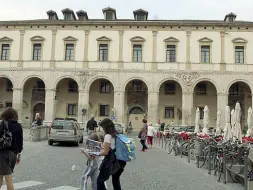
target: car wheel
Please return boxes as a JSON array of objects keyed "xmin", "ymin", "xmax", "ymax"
[
  {"xmin": 75, "ymin": 140, "xmax": 80, "ymax": 146},
  {"xmin": 80, "ymin": 136, "xmax": 83, "ymax": 144},
  {"xmin": 48, "ymin": 140, "xmax": 53, "ymax": 146}
]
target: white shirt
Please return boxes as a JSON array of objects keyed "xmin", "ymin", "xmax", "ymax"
[
  {"xmin": 104, "ymin": 134, "xmax": 116, "ymax": 149},
  {"xmin": 147, "ymin": 125, "xmax": 155, "ymax": 137}
]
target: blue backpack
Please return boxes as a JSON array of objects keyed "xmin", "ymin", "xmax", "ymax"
[{"xmin": 115, "ymin": 134, "xmax": 136, "ymax": 162}]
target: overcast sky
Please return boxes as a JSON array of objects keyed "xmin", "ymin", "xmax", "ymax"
[{"xmin": 0, "ymin": 0, "xmax": 252, "ymax": 21}]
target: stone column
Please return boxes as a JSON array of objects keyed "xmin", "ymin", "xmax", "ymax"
[
  {"xmin": 152, "ymin": 31, "xmax": 158, "ymax": 70},
  {"xmin": 44, "ymin": 89, "xmax": 56, "ymax": 125},
  {"xmin": 50, "ymin": 29, "xmax": 57, "ymax": 68},
  {"xmin": 148, "ymin": 92, "xmax": 159, "ymax": 123},
  {"xmin": 17, "ymin": 30, "xmax": 25, "ymax": 67},
  {"xmin": 83, "ymin": 30, "xmax": 90, "ymax": 68},
  {"xmin": 182, "ymin": 91, "xmax": 193, "ymax": 126},
  {"xmin": 217, "ymin": 93, "xmax": 228, "ymax": 128},
  {"xmin": 12, "ymin": 88, "xmax": 23, "ymax": 123},
  {"xmin": 118, "ymin": 30, "xmax": 124, "ymax": 68},
  {"xmin": 186, "ymin": 30, "xmax": 191, "ymax": 70},
  {"xmin": 78, "ymin": 90, "xmax": 89, "ymax": 125},
  {"xmin": 113, "ymin": 91, "xmax": 125, "ymax": 124},
  {"xmin": 220, "ymin": 31, "xmax": 226, "ymax": 71}
]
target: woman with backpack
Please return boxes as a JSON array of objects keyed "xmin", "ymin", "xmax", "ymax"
[
  {"xmin": 97, "ymin": 118, "xmax": 126, "ymax": 190},
  {"xmin": 138, "ymin": 119, "xmax": 148, "ymax": 151},
  {"xmin": 0, "ymin": 108, "xmax": 23, "ymax": 190}
]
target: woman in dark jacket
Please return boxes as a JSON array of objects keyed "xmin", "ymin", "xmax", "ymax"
[{"xmin": 0, "ymin": 108, "xmax": 23, "ymax": 190}]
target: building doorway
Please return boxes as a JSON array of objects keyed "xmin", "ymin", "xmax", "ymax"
[
  {"xmin": 128, "ymin": 107, "xmax": 144, "ymax": 130},
  {"xmin": 33, "ymin": 103, "xmax": 45, "ymax": 123}
]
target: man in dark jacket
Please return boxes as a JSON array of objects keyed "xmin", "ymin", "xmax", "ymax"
[{"xmin": 86, "ymin": 115, "xmax": 98, "ymax": 137}]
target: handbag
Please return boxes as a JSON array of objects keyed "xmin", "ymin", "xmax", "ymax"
[{"xmin": 0, "ymin": 120, "xmax": 12, "ymax": 150}]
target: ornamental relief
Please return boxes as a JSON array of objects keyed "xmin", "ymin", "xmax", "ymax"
[
  {"xmin": 176, "ymin": 72, "xmax": 200, "ymax": 91},
  {"xmin": 74, "ymin": 70, "xmax": 97, "ymax": 89}
]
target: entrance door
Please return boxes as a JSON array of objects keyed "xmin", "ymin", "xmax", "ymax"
[
  {"xmin": 33, "ymin": 103, "xmax": 45, "ymax": 121},
  {"xmin": 128, "ymin": 107, "xmax": 144, "ymax": 130}
]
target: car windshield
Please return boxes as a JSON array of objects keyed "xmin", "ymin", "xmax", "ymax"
[{"xmin": 52, "ymin": 120, "xmax": 74, "ymax": 130}]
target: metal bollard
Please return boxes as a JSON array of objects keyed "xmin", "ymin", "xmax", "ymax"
[
  {"xmin": 188, "ymin": 143, "xmax": 191, "ymax": 163},
  {"xmin": 244, "ymin": 150, "xmax": 248, "ymax": 190},
  {"xmin": 196, "ymin": 155, "xmax": 200, "ymax": 168},
  {"xmin": 162, "ymin": 134, "xmax": 164, "ymax": 148},
  {"xmin": 159, "ymin": 133, "xmax": 161, "ymax": 146},
  {"xmin": 208, "ymin": 145, "xmax": 211, "ymax": 175},
  {"xmin": 223, "ymin": 148, "xmax": 227, "ymax": 184}
]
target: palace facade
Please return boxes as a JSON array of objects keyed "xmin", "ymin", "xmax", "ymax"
[{"xmin": 0, "ymin": 8, "xmax": 252, "ymax": 129}]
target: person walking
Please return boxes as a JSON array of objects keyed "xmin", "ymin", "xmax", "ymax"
[
  {"xmin": 31, "ymin": 113, "xmax": 42, "ymax": 127},
  {"xmin": 147, "ymin": 122, "xmax": 155, "ymax": 148},
  {"xmin": 97, "ymin": 118, "xmax": 126, "ymax": 190},
  {"xmin": 86, "ymin": 115, "xmax": 98, "ymax": 137},
  {"xmin": 127, "ymin": 122, "xmax": 133, "ymax": 135},
  {"xmin": 0, "ymin": 108, "xmax": 23, "ymax": 190},
  {"xmin": 138, "ymin": 119, "xmax": 148, "ymax": 151}
]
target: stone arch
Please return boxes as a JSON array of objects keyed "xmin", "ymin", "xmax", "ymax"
[
  {"xmin": 20, "ymin": 75, "xmax": 46, "ymax": 89},
  {"xmin": 54, "ymin": 75, "xmax": 80, "ymax": 89},
  {"xmin": 123, "ymin": 77, "xmax": 150, "ymax": 91},
  {"xmin": 86, "ymin": 76, "xmax": 115, "ymax": 91},
  {"xmin": 226, "ymin": 79, "xmax": 252, "ymax": 94},
  {"xmin": 157, "ymin": 78, "xmax": 183, "ymax": 92},
  {"xmin": 127, "ymin": 104, "xmax": 146, "ymax": 115},
  {"xmin": 0, "ymin": 75, "xmax": 14, "ymax": 86},
  {"xmin": 192, "ymin": 78, "xmax": 219, "ymax": 93}
]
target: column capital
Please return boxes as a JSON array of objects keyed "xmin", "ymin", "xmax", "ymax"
[
  {"xmin": 20, "ymin": 30, "xmax": 25, "ymax": 35},
  {"xmin": 52, "ymin": 29, "xmax": 57, "ymax": 35},
  {"xmin": 118, "ymin": 30, "xmax": 124, "ymax": 35},
  {"xmin": 114, "ymin": 90, "xmax": 125, "ymax": 93},
  {"xmin": 152, "ymin": 30, "xmax": 158, "ymax": 36},
  {"xmin": 186, "ymin": 30, "xmax": 191, "ymax": 36},
  {"xmin": 148, "ymin": 91, "xmax": 159, "ymax": 95},
  {"xmin": 12, "ymin": 88, "xmax": 23, "ymax": 91},
  {"xmin": 182, "ymin": 91, "xmax": 193, "ymax": 95},
  {"xmin": 45, "ymin": 88, "xmax": 56, "ymax": 92},
  {"xmin": 78, "ymin": 89, "xmax": 89, "ymax": 93},
  {"xmin": 85, "ymin": 30, "xmax": 90, "ymax": 35},
  {"xmin": 217, "ymin": 92, "xmax": 229, "ymax": 96}
]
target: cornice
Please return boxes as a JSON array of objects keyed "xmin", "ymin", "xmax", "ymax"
[{"xmin": 2, "ymin": 67, "xmax": 253, "ymax": 76}]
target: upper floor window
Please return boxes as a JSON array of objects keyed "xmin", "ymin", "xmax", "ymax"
[
  {"xmin": 1, "ymin": 44, "xmax": 10, "ymax": 60},
  {"xmin": 100, "ymin": 105, "xmax": 109, "ymax": 116},
  {"xmin": 99, "ymin": 44, "xmax": 108, "ymax": 61},
  {"xmin": 166, "ymin": 45, "xmax": 176, "ymax": 62},
  {"xmin": 68, "ymin": 80, "xmax": 78, "ymax": 93},
  {"xmin": 133, "ymin": 44, "xmax": 142, "ymax": 62},
  {"xmin": 235, "ymin": 46, "xmax": 244, "ymax": 64},
  {"xmin": 136, "ymin": 14, "xmax": 145, "ymax": 21},
  {"xmin": 196, "ymin": 83, "xmax": 207, "ymax": 95},
  {"xmin": 6, "ymin": 79, "xmax": 13, "ymax": 92},
  {"xmin": 65, "ymin": 44, "xmax": 74, "ymax": 61},
  {"xmin": 100, "ymin": 81, "xmax": 111, "ymax": 93},
  {"xmin": 164, "ymin": 83, "xmax": 176, "ymax": 95},
  {"xmin": 64, "ymin": 14, "xmax": 72, "ymax": 20},
  {"xmin": 106, "ymin": 12, "xmax": 113, "ymax": 20},
  {"xmin": 132, "ymin": 81, "xmax": 142, "ymax": 93},
  {"xmin": 33, "ymin": 44, "xmax": 42, "ymax": 60},
  {"xmin": 67, "ymin": 104, "xmax": 77, "ymax": 116},
  {"xmin": 201, "ymin": 45, "xmax": 210, "ymax": 63}
]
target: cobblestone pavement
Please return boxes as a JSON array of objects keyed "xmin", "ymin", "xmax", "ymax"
[{"xmin": 4, "ymin": 135, "xmax": 243, "ymax": 190}]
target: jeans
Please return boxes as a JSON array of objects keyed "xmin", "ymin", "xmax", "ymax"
[
  {"xmin": 97, "ymin": 160, "xmax": 126, "ymax": 190},
  {"xmin": 140, "ymin": 139, "xmax": 148, "ymax": 151},
  {"xmin": 88, "ymin": 130, "xmax": 94, "ymax": 137},
  {"xmin": 81, "ymin": 165, "xmax": 99, "ymax": 190}
]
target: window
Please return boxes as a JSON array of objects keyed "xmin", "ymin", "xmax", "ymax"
[
  {"xmin": 100, "ymin": 105, "xmax": 109, "ymax": 116},
  {"xmin": 36, "ymin": 80, "xmax": 45, "ymax": 92},
  {"xmin": 33, "ymin": 44, "xmax": 41, "ymax": 60},
  {"xmin": 132, "ymin": 81, "xmax": 142, "ymax": 93},
  {"xmin": 136, "ymin": 14, "xmax": 145, "ymax": 21},
  {"xmin": 65, "ymin": 44, "xmax": 74, "ymax": 60},
  {"xmin": 1, "ymin": 44, "xmax": 10, "ymax": 60},
  {"xmin": 67, "ymin": 104, "xmax": 77, "ymax": 116},
  {"xmin": 199, "ymin": 107, "xmax": 204, "ymax": 119},
  {"xmin": 6, "ymin": 79, "xmax": 12, "ymax": 92},
  {"xmin": 99, "ymin": 44, "xmax": 108, "ymax": 61},
  {"xmin": 164, "ymin": 83, "xmax": 176, "ymax": 95},
  {"xmin": 196, "ymin": 83, "xmax": 207, "ymax": 95},
  {"xmin": 229, "ymin": 84, "xmax": 239, "ymax": 96},
  {"xmin": 106, "ymin": 12, "xmax": 113, "ymax": 20},
  {"xmin": 64, "ymin": 14, "xmax": 72, "ymax": 20},
  {"xmin": 165, "ymin": 107, "xmax": 174, "ymax": 119},
  {"xmin": 235, "ymin": 46, "xmax": 244, "ymax": 64},
  {"xmin": 133, "ymin": 44, "xmax": 142, "ymax": 62},
  {"xmin": 201, "ymin": 45, "xmax": 210, "ymax": 63},
  {"xmin": 5, "ymin": 102, "xmax": 12, "ymax": 108},
  {"xmin": 166, "ymin": 45, "xmax": 176, "ymax": 62},
  {"xmin": 100, "ymin": 81, "xmax": 111, "ymax": 93},
  {"xmin": 68, "ymin": 80, "xmax": 78, "ymax": 92}
]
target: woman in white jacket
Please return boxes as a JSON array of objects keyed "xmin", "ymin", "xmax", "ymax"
[{"xmin": 147, "ymin": 122, "xmax": 155, "ymax": 148}]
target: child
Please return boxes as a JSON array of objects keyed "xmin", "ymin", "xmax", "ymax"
[{"xmin": 80, "ymin": 133, "xmax": 107, "ymax": 190}]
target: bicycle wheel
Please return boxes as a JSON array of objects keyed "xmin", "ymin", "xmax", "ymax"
[
  {"xmin": 173, "ymin": 140, "xmax": 179, "ymax": 156},
  {"xmin": 165, "ymin": 137, "xmax": 174, "ymax": 154}
]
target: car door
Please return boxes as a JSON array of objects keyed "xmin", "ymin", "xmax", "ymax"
[{"xmin": 75, "ymin": 122, "xmax": 81, "ymax": 138}]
